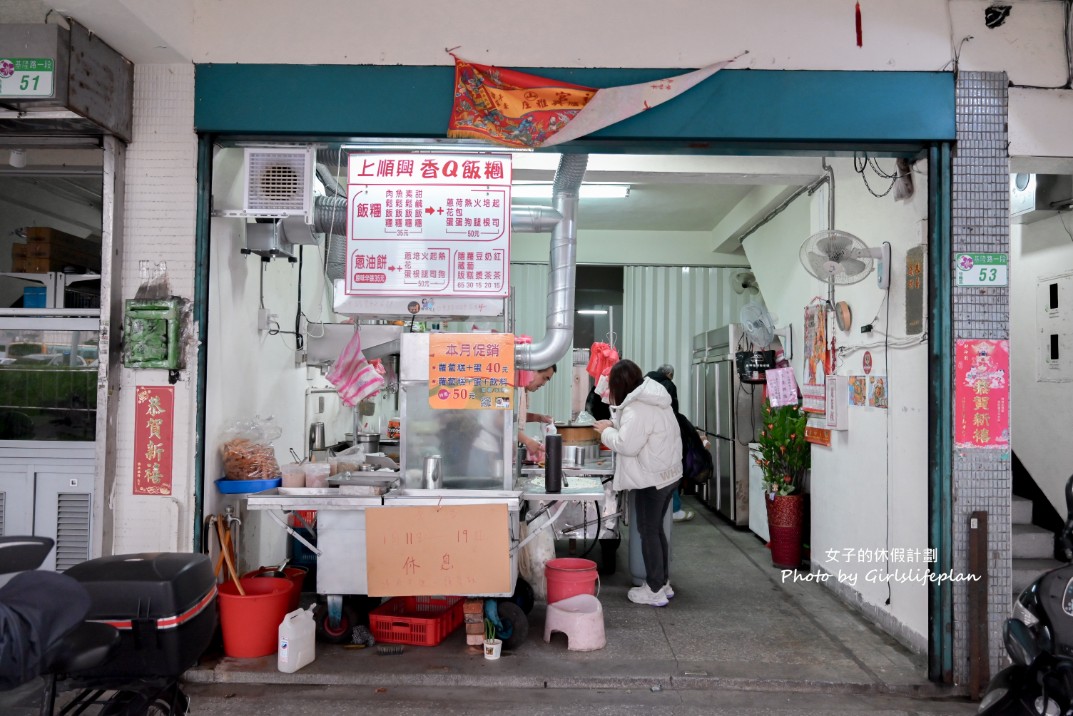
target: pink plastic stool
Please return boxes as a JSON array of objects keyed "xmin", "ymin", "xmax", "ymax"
[{"xmin": 543, "ymin": 594, "xmax": 606, "ymax": 651}]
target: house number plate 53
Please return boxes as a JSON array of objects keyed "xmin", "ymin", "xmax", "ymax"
[{"xmin": 955, "ymin": 253, "xmax": 1008, "ymax": 287}]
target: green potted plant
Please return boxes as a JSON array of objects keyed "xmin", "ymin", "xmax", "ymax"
[
  {"xmin": 483, "ymin": 618, "xmax": 502, "ymax": 660},
  {"xmin": 754, "ymin": 400, "xmax": 811, "ymax": 568}
]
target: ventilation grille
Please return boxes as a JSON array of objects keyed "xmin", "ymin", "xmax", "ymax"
[
  {"xmin": 0, "ymin": 491, "xmax": 5, "ymax": 536},
  {"xmin": 55, "ymin": 492, "xmax": 91, "ymax": 571},
  {"xmin": 244, "ymin": 148, "xmax": 313, "ymax": 217}
]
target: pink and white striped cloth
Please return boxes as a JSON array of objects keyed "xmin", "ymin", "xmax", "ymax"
[{"xmin": 326, "ymin": 329, "xmax": 385, "ymax": 407}]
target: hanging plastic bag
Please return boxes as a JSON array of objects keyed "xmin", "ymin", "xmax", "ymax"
[
  {"xmin": 518, "ymin": 511, "xmax": 557, "ymax": 602},
  {"xmin": 586, "ymin": 342, "xmax": 619, "ymax": 380},
  {"xmin": 220, "ymin": 416, "xmax": 282, "ymax": 480}
]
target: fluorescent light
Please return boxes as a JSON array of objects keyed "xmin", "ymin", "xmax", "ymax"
[
  {"xmin": 512, "ymin": 183, "xmax": 630, "ymax": 200},
  {"xmin": 577, "ymin": 309, "xmax": 609, "ymax": 315}
]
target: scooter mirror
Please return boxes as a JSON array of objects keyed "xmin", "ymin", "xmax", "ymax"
[{"xmin": 1005, "ymin": 618, "xmax": 1041, "ymax": 667}]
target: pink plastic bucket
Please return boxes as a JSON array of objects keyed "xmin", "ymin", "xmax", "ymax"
[{"xmin": 545, "ymin": 557, "xmax": 599, "ymax": 604}]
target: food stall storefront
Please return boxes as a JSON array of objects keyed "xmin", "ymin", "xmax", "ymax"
[{"xmin": 223, "ymin": 151, "xmax": 613, "ymax": 641}]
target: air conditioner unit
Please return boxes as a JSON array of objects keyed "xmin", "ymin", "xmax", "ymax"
[
  {"xmin": 242, "ymin": 147, "xmax": 315, "ymax": 222},
  {"xmin": 1011, "ymin": 174, "xmax": 1073, "ymax": 224}
]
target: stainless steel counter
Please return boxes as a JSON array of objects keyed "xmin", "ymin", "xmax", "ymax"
[
  {"xmin": 245, "ymin": 487, "xmax": 385, "ymax": 511},
  {"xmin": 242, "ymin": 484, "xmax": 525, "ymax": 599},
  {"xmin": 515, "ymin": 463, "xmax": 620, "ymax": 540}
]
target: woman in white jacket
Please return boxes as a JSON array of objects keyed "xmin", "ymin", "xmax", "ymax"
[{"xmin": 594, "ymin": 359, "xmax": 683, "ymax": 606}]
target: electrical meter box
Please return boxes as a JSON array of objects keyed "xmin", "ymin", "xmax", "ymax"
[{"xmin": 123, "ymin": 297, "xmax": 182, "ymax": 369}]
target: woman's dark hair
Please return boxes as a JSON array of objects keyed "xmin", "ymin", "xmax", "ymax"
[{"xmin": 608, "ymin": 359, "xmax": 643, "ymax": 406}]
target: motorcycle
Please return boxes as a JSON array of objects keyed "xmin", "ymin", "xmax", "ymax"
[
  {"xmin": 979, "ymin": 477, "xmax": 1073, "ymax": 714},
  {"xmin": 0, "ymin": 536, "xmax": 215, "ymax": 715}
]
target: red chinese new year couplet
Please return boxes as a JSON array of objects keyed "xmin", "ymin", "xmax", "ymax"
[
  {"xmin": 133, "ymin": 386, "xmax": 174, "ymax": 495},
  {"xmin": 955, "ymin": 339, "xmax": 1009, "ymax": 449}
]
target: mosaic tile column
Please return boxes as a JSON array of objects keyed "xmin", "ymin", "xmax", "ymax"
[{"xmin": 951, "ymin": 70, "xmax": 1011, "ymax": 683}]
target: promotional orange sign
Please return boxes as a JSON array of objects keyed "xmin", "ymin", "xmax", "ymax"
[{"xmin": 428, "ymin": 333, "xmax": 514, "ymax": 410}]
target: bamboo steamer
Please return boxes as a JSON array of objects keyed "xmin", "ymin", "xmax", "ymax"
[{"xmin": 554, "ymin": 424, "xmax": 600, "ymax": 446}]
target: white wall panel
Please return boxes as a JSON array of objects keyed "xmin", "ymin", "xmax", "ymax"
[{"xmin": 623, "ymin": 266, "xmax": 751, "ymax": 420}]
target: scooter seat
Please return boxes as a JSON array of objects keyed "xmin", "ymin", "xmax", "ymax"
[{"xmin": 47, "ymin": 622, "xmax": 120, "ymax": 676}]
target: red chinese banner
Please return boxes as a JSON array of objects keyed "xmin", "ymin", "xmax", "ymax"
[
  {"xmin": 446, "ymin": 55, "xmax": 741, "ymax": 149},
  {"xmin": 133, "ymin": 386, "xmax": 174, "ymax": 495},
  {"xmin": 955, "ymin": 339, "xmax": 1009, "ymax": 449}
]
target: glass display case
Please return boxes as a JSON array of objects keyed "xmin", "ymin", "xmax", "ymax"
[{"xmin": 397, "ymin": 333, "xmax": 514, "ymax": 490}]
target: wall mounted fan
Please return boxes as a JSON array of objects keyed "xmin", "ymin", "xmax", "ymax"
[
  {"xmin": 731, "ymin": 270, "xmax": 759, "ymax": 295},
  {"xmin": 736, "ymin": 301, "xmax": 792, "ymax": 383},
  {"xmin": 799, "ymin": 229, "xmax": 890, "ymax": 305}
]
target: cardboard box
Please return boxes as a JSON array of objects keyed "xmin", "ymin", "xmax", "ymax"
[{"xmin": 13, "ymin": 228, "xmax": 101, "ymax": 273}]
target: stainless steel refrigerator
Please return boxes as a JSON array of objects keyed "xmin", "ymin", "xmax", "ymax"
[{"xmin": 690, "ymin": 324, "xmax": 765, "ymax": 526}]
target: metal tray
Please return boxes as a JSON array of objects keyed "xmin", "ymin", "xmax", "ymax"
[
  {"xmin": 244, "ymin": 488, "xmax": 384, "ymax": 510},
  {"xmin": 328, "ymin": 473, "xmax": 399, "ymax": 495}
]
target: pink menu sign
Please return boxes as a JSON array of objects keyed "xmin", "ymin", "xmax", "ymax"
[
  {"xmin": 954, "ymin": 339, "xmax": 1009, "ymax": 449},
  {"xmin": 345, "ymin": 153, "xmax": 512, "ymax": 298}
]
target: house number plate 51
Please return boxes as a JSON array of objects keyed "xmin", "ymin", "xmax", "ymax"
[{"xmin": 0, "ymin": 58, "xmax": 55, "ymax": 98}]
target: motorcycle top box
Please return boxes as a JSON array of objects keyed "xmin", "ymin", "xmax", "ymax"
[{"xmin": 63, "ymin": 553, "xmax": 217, "ymax": 678}]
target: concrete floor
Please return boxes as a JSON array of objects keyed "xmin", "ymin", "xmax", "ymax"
[{"xmin": 185, "ymin": 497, "xmax": 970, "ymax": 706}]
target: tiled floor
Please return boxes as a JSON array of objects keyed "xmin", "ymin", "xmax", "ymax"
[{"xmin": 187, "ymin": 496, "xmax": 951, "ymax": 697}]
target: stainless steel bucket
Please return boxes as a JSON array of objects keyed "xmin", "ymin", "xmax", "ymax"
[{"xmin": 354, "ymin": 432, "xmax": 380, "ymax": 454}]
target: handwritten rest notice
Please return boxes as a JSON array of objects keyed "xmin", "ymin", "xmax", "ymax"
[{"xmin": 365, "ymin": 503, "xmax": 511, "ymax": 597}]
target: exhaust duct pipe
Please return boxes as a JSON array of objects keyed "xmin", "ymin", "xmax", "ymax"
[
  {"xmin": 316, "ymin": 162, "xmax": 346, "ymax": 198},
  {"xmin": 511, "ymin": 205, "xmax": 563, "ymax": 233},
  {"xmin": 517, "ymin": 153, "xmax": 587, "ymax": 370}
]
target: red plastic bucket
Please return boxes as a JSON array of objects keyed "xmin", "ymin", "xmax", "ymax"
[
  {"xmin": 545, "ymin": 557, "xmax": 599, "ymax": 604},
  {"xmin": 218, "ymin": 577, "xmax": 292, "ymax": 658},
  {"xmin": 242, "ymin": 566, "xmax": 308, "ymax": 611}
]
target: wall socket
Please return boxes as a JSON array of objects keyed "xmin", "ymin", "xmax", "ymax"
[{"xmin": 257, "ymin": 308, "xmax": 276, "ymax": 332}]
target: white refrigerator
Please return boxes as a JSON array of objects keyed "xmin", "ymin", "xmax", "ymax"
[{"xmin": 693, "ymin": 324, "xmax": 765, "ymax": 526}]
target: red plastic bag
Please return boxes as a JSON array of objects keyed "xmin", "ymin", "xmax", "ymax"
[{"xmin": 586, "ymin": 342, "xmax": 619, "ymax": 379}]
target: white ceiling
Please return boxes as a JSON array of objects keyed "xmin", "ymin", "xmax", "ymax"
[
  {"xmin": 507, "ymin": 153, "xmax": 826, "ymax": 241},
  {"xmin": 0, "ymin": 149, "xmax": 830, "ymax": 247}
]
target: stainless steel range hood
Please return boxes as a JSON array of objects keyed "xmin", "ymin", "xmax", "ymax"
[{"xmin": 0, "ymin": 20, "xmax": 133, "ymax": 141}]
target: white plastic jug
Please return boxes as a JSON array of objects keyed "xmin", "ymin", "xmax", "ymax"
[{"xmin": 277, "ymin": 607, "xmax": 316, "ymax": 673}]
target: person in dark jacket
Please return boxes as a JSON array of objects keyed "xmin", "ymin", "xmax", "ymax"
[
  {"xmin": 646, "ymin": 364, "xmax": 694, "ymax": 522},
  {"xmin": 584, "ymin": 386, "xmax": 612, "ymax": 421},
  {"xmin": 645, "ymin": 364, "xmax": 679, "ymax": 415}
]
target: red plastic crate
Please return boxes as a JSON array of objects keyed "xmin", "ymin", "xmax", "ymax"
[{"xmin": 369, "ymin": 596, "xmax": 464, "ymax": 646}]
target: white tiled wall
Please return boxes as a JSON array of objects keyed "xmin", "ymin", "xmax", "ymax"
[{"xmin": 111, "ymin": 64, "xmax": 199, "ymax": 554}]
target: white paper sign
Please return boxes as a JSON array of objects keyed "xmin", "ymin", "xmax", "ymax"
[
  {"xmin": 345, "ymin": 153, "xmax": 512, "ymax": 298},
  {"xmin": 765, "ymin": 367, "xmax": 799, "ymax": 407}
]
